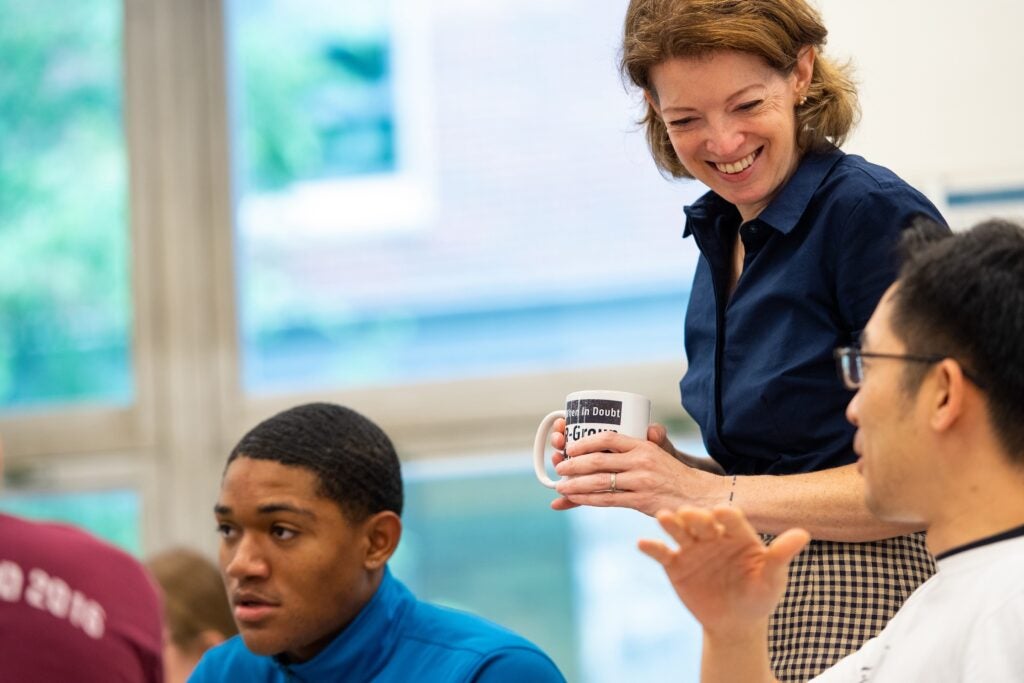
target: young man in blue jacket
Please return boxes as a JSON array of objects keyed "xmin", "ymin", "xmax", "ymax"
[{"xmin": 191, "ymin": 402, "xmax": 565, "ymax": 682}]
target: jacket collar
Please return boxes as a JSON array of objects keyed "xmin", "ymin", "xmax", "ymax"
[{"xmin": 274, "ymin": 567, "xmax": 409, "ymax": 681}]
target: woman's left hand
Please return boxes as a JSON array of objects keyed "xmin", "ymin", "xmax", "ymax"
[{"xmin": 553, "ymin": 430, "xmax": 728, "ymax": 516}]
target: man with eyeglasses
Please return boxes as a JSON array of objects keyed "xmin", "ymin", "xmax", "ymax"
[{"xmin": 639, "ymin": 217, "xmax": 1024, "ymax": 682}]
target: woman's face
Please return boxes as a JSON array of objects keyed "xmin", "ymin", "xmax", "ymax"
[{"xmin": 648, "ymin": 49, "xmax": 813, "ymax": 222}]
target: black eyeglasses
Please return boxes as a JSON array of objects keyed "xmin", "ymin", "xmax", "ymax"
[{"xmin": 833, "ymin": 347, "xmax": 983, "ymax": 390}]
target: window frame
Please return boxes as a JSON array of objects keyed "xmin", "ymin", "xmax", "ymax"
[{"xmin": 0, "ymin": 0, "xmax": 687, "ymax": 555}]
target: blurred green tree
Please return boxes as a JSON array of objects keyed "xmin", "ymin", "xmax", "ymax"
[
  {"xmin": 234, "ymin": 5, "xmax": 395, "ymax": 191},
  {"xmin": 0, "ymin": 0, "xmax": 131, "ymax": 408}
]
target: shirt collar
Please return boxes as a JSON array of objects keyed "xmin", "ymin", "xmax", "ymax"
[
  {"xmin": 275, "ymin": 567, "xmax": 409, "ymax": 681},
  {"xmin": 683, "ymin": 147, "xmax": 844, "ymax": 238},
  {"xmin": 934, "ymin": 522, "xmax": 1024, "ymax": 563}
]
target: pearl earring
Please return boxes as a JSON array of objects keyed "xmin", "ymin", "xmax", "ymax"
[{"xmin": 798, "ymin": 95, "xmax": 808, "ymax": 106}]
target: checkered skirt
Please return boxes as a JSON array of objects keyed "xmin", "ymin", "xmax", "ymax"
[{"xmin": 763, "ymin": 532, "xmax": 935, "ymax": 682}]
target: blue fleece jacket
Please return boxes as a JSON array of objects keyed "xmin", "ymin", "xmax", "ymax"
[{"xmin": 189, "ymin": 568, "xmax": 565, "ymax": 682}]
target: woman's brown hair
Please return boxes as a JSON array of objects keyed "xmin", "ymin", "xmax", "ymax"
[
  {"xmin": 621, "ymin": 0, "xmax": 859, "ymax": 178},
  {"xmin": 148, "ymin": 547, "xmax": 237, "ymax": 651}
]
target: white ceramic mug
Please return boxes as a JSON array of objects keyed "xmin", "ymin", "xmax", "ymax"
[{"xmin": 533, "ymin": 390, "xmax": 651, "ymax": 488}]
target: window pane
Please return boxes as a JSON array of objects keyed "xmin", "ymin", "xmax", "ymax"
[
  {"xmin": 228, "ymin": 0, "xmax": 701, "ymax": 394},
  {"xmin": 394, "ymin": 460, "xmax": 577, "ymax": 677},
  {"xmin": 0, "ymin": 0, "xmax": 132, "ymax": 409},
  {"xmin": 393, "ymin": 452, "xmax": 701, "ymax": 682},
  {"xmin": 0, "ymin": 488, "xmax": 141, "ymax": 556}
]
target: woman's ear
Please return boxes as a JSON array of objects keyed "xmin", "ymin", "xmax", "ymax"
[
  {"xmin": 362, "ymin": 511, "xmax": 402, "ymax": 570},
  {"xmin": 794, "ymin": 46, "xmax": 815, "ymax": 96},
  {"xmin": 644, "ymin": 89, "xmax": 661, "ymax": 117}
]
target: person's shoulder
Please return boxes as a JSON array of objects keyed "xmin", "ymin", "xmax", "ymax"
[
  {"xmin": 963, "ymin": 535, "xmax": 1024, "ymax": 590},
  {"xmin": 823, "ymin": 153, "xmax": 934, "ymax": 204},
  {"xmin": 942, "ymin": 541, "xmax": 1024, "ymax": 674},
  {"xmin": 408, "ymin": 600, "xmax": 540, "ymax": 652},
  {"xmin": 191, "ymin": 635, "xmax": 273, "ymax": 681},
  {"xmin": 4, "ymin": 512, "xmax": 107, "ymax": 547},
  {"xmin": 404, "ymin": 600, "xmax": 563, "ymax": 675},
  {"xmin": 471, "ymin": 647, "xmax": 567, "ymax": 682},
  {"xmin": 927, "ymin": 536, "xmax": 1024, "ymax": 628},
  {"xmin": 1, "ymin": 511, "xmax": 84, "ymax": 541},
  {"xmin": 1, "ymin": 513, "xmax": 149, "ymax": 577},
  {"xmin": 810, "ymin": 152, "xmax": 944, "ymax": 229}
]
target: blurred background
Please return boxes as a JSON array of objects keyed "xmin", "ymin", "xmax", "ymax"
[{"xmin": 1, "ymin": 0, "xmax": 1021, "ymax": 680}]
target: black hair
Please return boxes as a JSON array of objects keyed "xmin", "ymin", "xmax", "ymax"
[
  {"xmin": 227, "ymin": 402, "xmax": 403, "ymax": 519},
  {"xmin": 893, "ymin": 217, "xmax": 1024, "ymax": 461}
]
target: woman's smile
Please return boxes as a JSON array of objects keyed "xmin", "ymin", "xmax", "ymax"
[{"xmin": 710, "ymin": 147, "xmax": 762, "ymax": 177}]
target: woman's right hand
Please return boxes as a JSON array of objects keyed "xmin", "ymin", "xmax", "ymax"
[
  {"xmin": 550, "ymin": 421, "xmax": 696, "ymax": 466},
  {"xmin": 548, "ymin": 421, "xmax": 717, "ymax": 511}
]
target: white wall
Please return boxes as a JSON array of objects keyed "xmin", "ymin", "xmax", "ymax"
[{"xmin": 818, "ymin": 0, "xmax": 1024, "ymax": 201}]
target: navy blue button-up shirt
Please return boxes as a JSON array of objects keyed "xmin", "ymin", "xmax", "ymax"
[{"xmin": 680, "ymin": 149, "xmax": 945, "ymax": 475}]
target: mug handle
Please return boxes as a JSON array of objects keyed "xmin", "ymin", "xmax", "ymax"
[{"xmin": 533, "ymin": 410, "xmax": 566, "ymax": 489}]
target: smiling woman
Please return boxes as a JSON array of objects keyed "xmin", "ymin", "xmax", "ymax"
[
  {"xmin": 648, "ymin": 49, "xmax": 812, "ymax": 222},
  {"xmin": 544, "ymin": 1, "xmax": 949, "ymax": 680}
]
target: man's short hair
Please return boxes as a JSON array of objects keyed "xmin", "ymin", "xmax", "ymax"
[
  {"xmin": 892, "ymin": 217, "xmax": 1024, "ymax": 461},
  {"xmin": 227, "ymin": 402, "xmax": 403, "ymax": 519}
]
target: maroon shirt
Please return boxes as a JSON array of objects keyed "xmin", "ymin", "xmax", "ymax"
[{"xmin": 0, "ymin": 513, "xmax": 163, "ymax": 682}]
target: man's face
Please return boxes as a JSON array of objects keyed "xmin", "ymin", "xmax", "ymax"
[
  {"xmin": 845, "ymin": 286, "xmax": 930, "ymax": 523},
  {"xmin": 215, "ymin": 456, "xmax": 378, "ymax": 662}
]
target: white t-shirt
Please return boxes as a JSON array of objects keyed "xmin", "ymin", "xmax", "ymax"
[{"xmin": 813, "ymin": 528, "xmax": 1024, "ymax": 682}]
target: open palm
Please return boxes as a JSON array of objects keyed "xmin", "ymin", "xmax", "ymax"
[{"xmin": 639, "ymin": 506, "xmax": 809, "ymax": 638}]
